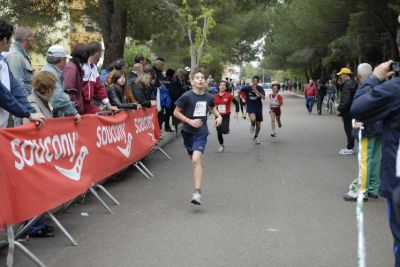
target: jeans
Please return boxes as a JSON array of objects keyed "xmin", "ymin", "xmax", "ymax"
[
  {"xmin": 26, "ymin": 216, "xmax": 46, "ymax": 235},
  {"xmin": 306, "ymin": 96, "xmax": 315, "ymax": 113}
]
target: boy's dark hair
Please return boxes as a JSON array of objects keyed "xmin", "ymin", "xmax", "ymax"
[
  {"xmin": 166, "ymin": 68, "xmax": 175, "ymax": 78},
  {"xmin": 0, "ymin": 19, "xmax": 14, "ymax": 41},
  {"xmin": 252, "ymin": 75, "xmax": 260, "ymax": 82},
  {"xmin": 110, "ymin": 58, "xmax": 127, "ymax": 71},
  {"xmin": 272, "ymin": 83, "xmax": 281, "ymax": 90},
  {"xmin": 134, "ymin": 54, "xmax": 144, "ymax": 63},
  {"xmin": 155, "ymin": 57, "xmax": 165, "ymax": 62},
  {"xmin": 86, "ymin": 41, "xmax": 102, "ymax": 56},
  {"xmin": 219, "ymin": 80, "xmax": 227, "ymax": 85},
  {"xmin": 190, "ymin": 67, "xmax": 204, "ymax": 80}
]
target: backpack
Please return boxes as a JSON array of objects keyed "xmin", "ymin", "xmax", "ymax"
[{"xmin": 159, "ymin": 81, "xmax": 172, "ymax": 109}]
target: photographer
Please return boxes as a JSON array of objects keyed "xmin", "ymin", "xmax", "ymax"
[{"xmin": 350, "ymin": 58, "xmax": 400, "ymax": 265}]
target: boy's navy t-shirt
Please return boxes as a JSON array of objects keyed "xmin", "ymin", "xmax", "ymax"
[
  {"xmin": 175, "ymin": 90, "xmax": 215, "ymax": 134},
  {"xmin": 240, "ymin": 85, "xmax": 265, "ymax": 113}
]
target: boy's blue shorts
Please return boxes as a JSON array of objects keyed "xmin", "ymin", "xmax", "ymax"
[{"xmin": 181, "ymin": 130, "xmax": 208, "ymax": 155}]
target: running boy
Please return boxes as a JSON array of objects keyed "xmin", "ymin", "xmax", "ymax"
[
  {"xmin": 214, "ymin": 80, "xmax": 239, "ymax": 152},
  {"xmin": 240, "ymin": 76, "xmax": 266, "ymax": 144},
  {"xmin": 269, "ymin": 82, "xmax": 283, "ymax": 137},
  {"xmin": 173, "ymin": 69, "xmax": 222, "ymax": 205}
]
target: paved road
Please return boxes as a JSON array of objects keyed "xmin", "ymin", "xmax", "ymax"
[{"xmin": 2, "ymin": 92, "xmax": 393, "ymax": 266}]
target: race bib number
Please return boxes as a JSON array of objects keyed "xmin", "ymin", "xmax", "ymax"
[
  {"xmin": 217, "ymin": 104, "xmax": 226, "ymax": 113},
  {"xmin": 193, "ymin": 101, "xmax": 207, "ymax": 117},
  {"xmin": 397, "ymin": 139, "xmax": 400, "ymax": 177}
]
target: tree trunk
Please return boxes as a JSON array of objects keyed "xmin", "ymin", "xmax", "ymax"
[{"xmin": 99, "ymin": 0, "xmax": 127, "ymax": 68}]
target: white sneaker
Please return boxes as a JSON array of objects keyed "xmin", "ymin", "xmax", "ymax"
[
  {"xmin": 191, "ymin": 191, "xmax": 202, "ymax": 205},
  {"xmin": 271, "ymin": 132, "xmax": 276, "ymax": 137},
  {"xmin": 250, "ymin": 125, "xmax": 255, "ymax": 133},
  {"xmin": 253, "ymin": 137, "xmax": 261, "ymax": 144},
  {"xmin": 338, "ymin": 148, "xmax": 356, "ymax": 155},
  {"xmin": 217, "ymin": 145, "xmax": 225, "ymax": 153}
]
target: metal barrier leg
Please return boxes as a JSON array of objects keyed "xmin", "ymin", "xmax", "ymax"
[
  {"xmin": 134, "ymin": 162, "xmax": 151, "ymax": 179},
  {"xmin": 15, "ymin": 216, "xmax": 40, "ymax": 239},
  {"xmin": 138, "ymin": 161, "xmax": 154, "ymax": 177},
  {"xmin": 89, "ymin": 187, "xmax": 113, "ymax": 214},
  {"xmin": 156, "ymin": 146, "xmax": 172, "ymax": 160},
  {"xmin": 46, "ymin": 212, "xmax": 78, "ymax": 246},
  {"xmin": 61, "ymin": 198, "xmax": 77, "ymax": 213},
  {"xmin": 14, "ymin": 241, "xmax": 46, "ymax": 267},
  {"xmin": 95, "ymin": 184, "xmax": 120, "ymax": 206}
]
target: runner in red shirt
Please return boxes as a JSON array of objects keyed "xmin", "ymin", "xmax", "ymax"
[
  {"xmin": 214, "ymin": 80, "xmax": 239, "ymax": 152},
  {"xmin": 269, "ymin": 82, "xmax": 283, "ymax": 137}
]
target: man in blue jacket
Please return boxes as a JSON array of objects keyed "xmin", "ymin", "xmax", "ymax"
[
  {"xmin": 0, "ymin": 19, "xmax": 45, "ymax": 128},
  {"xmin": 351, "ymin": 58, "xmax": 400, "ymax": 265}
]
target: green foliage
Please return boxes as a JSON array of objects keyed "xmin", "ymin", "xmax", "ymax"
[
  {"xmin": 0, "ymin": 0, "xmax": 69, "ymax": 55},
  {"xmin": 124, "ymin": 41, "xmax": 154, "ymax": 69},
  {"xmin": 263, "ymin": 0, "xmax": 400, "ymax": 81}
]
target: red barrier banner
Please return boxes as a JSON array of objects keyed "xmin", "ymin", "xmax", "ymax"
[{"xmin": 0, "ymin": 107, "xmax": 160, "ymax": 227}]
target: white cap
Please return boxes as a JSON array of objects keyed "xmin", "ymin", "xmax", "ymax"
[
  {"xmin": 184, "ymin": 66, "xmax": 191, "ymax": 72},
  {"xmin": 47, "ymin": 45, "xmax": 71, "ymax": 59}
]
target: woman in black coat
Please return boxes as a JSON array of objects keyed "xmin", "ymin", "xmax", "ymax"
[{"xmin": 106, "ymin": 71, "xmax": 137, "ymax": 109}]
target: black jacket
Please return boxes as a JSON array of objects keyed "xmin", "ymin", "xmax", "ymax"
[
  {"xmin": 170, "ymin": 76, "xmax": 189, "ymax": 103},
  {"xmin": 106, "ymin": 84, "xmax": 137, "ymax": 109},
  {"xmin": 131, "ymin": 83, "xmax": 155, "ymax": 108},
  {"xmin": 127, "ymin": 71, "xmax": 138, "ymax": 89},
  {"xmin": 338, "ymin": 78, "xmax": 358, "ymax": 114}
]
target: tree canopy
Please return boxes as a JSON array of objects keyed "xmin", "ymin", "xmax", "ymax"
[{"xmin": 263, "ymin": 0, "xmax": 400, "ymax": 81}]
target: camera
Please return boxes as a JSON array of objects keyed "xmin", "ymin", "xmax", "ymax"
[{"xmin": 391, "ymin": 62, "xmax": 400, "ymax": 74}]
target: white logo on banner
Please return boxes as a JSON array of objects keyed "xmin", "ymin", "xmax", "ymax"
[
  {"xmin": 55, "ymin": 146, "xmax": 89, "ymax": 181},
  {"xmin": 193, "ymin": 101, "xmax": 207, "ymax": 117},
  {"xmin": 10, "ymin": 132, "xmax": 90, "ymax": 182},
  {"xmin": 117, "ymin": 133, "xmax": 132, "ymax": 158},
  {"xmin": 397, "ymin": 139, "xmax": 400, "ymax": 177},
  {"xmin": 135, "ymin": 114, "xmax": 154, "ymax": 134}
]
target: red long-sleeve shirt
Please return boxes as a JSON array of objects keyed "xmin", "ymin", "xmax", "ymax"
[{"xmin": 304, "ymin": 84, "xmax": 317, "ymax": 97}]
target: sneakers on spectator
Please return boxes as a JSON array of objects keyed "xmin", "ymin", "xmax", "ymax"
[
  {"xmin": 339, "ymin": 148, "xmax": 356, "ymax": 155},
  {"xmin": 343, "ymin": 191, "xmax": 368, "ymax": 202},
  {"xmin": 250, "ymin": 125, "xmax": 255, "ymax": 133},
  {"xmin": 191, "ymin": 191, "xmax": 202, "ymax": 205},
  {"xmin": 217, "ymin": 145, "xmax": 225, "ymax": 153},
  {"xmin": 29, "ymin": 228, "xmax": 55, "ymax": 238}
]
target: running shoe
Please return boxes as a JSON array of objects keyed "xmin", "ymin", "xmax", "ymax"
[
  {"xmin": 277, "ymin": 120, "xmax": 282, "ymax": 128},
  {"xmin": 191, "ymin": 191, "xmax": 202, "ymax": 205},
  {"xmin": 253, "ymin": 137, "xmax": 261, "ymax": 144},
  {"xmin": 271, "ymin": 132, "xmax": 276, "ymax": 137},
  {"xmin": 217, "ymin": 145, "xmax": 225, "ymax": 153}
]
